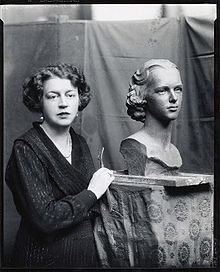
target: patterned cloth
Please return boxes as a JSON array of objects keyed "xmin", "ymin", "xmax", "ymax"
[{"xmin": 94, "ymin": 179, "xmax": 214, "ymax": 268}]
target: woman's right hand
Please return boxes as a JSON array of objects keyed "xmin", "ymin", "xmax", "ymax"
[{"xmin": 87, "ymin": 167, "xmax": 114, "ymax": 200}]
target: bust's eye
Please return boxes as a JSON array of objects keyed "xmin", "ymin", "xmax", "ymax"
[
  {"xmin": 156, "ymin": 88, "xmax": 166, "ymax": 94},
  {"xmin": 175, "ymin": 87, "xmax": 183, "ymax": 92}
]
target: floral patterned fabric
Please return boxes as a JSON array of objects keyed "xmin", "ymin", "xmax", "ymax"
[{"xmin": 94, "ymin": 179, "xmax": 214, "ymax": 268}]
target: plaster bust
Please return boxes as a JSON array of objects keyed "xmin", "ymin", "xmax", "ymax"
[{"xmin": 120, "ymin": 59, "xmax": 183, "ymax": 176}]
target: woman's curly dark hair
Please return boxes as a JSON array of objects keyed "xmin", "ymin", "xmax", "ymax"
[
  {"xmin": 23, "ymin": 63, "xmax": 91, "ymax": 113},
  {"xmin": 126, "ymin": 59, "xmax": 179, "ymax": 122}
]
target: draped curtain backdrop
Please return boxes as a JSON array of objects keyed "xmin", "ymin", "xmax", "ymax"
[
  {"xmin": 83, "ymin": 17, "xmax": 214, "ymax": 173},
  {"xmin": 4, "ymin": 17, "xmax": 214, "ymax": 265}
]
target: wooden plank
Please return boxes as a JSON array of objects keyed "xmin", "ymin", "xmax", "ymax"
[{"xmin": 112, "ymin": 172, "xmax": 213, "ymax": 187}]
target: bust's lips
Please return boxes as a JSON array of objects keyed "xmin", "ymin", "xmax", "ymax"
[{"xmin": 167, "ymin": 106, "xmax": 178, "ymax": 111}]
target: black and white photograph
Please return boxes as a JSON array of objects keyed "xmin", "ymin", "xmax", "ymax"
[{"xmin": 1, "ymin": 2, "xmax": 218, "ymax": 269}]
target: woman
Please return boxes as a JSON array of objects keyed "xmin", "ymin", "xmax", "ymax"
[
  {"xmin": 5, "ymin": 63, "xmax": 114, "ymax": 268},
  {"xmin": 120, "ymin": 59, "xmax": 183, "ymax": 176}
]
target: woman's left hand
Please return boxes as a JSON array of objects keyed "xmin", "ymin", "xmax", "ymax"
[{"xmin": 87, "ymin": 167, "xmax": 115, "ymax": 199}]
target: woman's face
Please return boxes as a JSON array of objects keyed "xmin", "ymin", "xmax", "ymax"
[
  {"xmin": 145, "ymin": 67, "xmax": 183, "ymax": 122},
  {"xmin": 41, "ymin": 77, "xmax": 79, "ymax": 128}
]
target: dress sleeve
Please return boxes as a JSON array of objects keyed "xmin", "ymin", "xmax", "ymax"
[{"xmin": 5, "ymin": 140, "xmax": 97, "ymax": 235}]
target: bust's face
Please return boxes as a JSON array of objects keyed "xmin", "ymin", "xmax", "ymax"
[{"xmin": 145, "ymin": 67, "xmax": 183, "ymax": 122}]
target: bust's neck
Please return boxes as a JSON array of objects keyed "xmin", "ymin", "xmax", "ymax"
[{"xmin": 142, "ymin": 114, "xmax": 173, "ymax": 150}]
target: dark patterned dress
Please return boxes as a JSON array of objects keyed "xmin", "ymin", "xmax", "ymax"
[{"xmin": 5, "ymin": 122, "xmax": 99, "ymax": 268}]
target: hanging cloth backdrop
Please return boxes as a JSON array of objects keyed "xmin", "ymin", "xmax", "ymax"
[
  {"xmin": 83, "ymin": 17, "xmax": 214, "ymax": 173},
  {"xmin": 4, "ymin": 17, "xmax": 214, "ymax": 177}
]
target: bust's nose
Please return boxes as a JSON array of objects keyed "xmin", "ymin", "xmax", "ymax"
[{"xmin": 169, "ymin": 90, "xmax": 178, "ymax": 103}]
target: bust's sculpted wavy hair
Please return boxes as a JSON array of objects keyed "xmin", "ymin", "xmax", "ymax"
[
  {"xmin": 23, "ymin": 63, "xmax": 91, "ymax": 113},
  {"xmin": 126, "ymin": 59, "xmax": 179, "ymax": 122}
]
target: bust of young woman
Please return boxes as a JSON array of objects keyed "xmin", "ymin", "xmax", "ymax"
[{"xmin": 120, "ymin": 59, "xmax": 183, "ymax": 176}]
